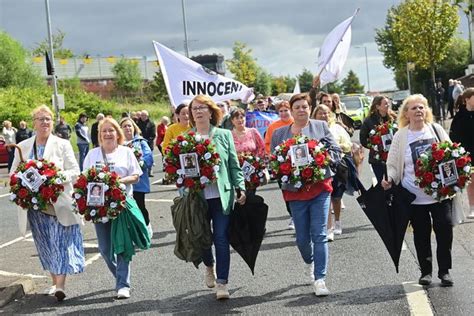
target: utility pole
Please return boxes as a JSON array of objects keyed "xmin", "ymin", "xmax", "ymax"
[
  {"xmin": 181, "ymin": 0, "xmax": 190, "ymax": 57},
  {"xmin": 44, "ymin": 0, "xmax": 60, "ymax": 123}
]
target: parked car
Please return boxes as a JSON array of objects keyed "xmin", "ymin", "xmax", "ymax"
[
  {"xmin": 340, "ymin": 94, "xmax": 371, "ymax": 128},
  {"xmin": 391, "ymin": 90, "xmax": 410, "ymax": 112},
  {"xmin": 0, "ymin": 137, "xmax": 9, "ymax": 167}
]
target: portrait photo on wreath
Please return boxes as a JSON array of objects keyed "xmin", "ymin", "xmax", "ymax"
[
  {"xmin": 439, "ymin": 159, "xmax": 459, "ymax": 186},
  {"xmin": 20, "ymin": 167, "xmax": 46, "ymax": 191},
  {"xmin": 241, "ymin": 160, "xmax": 256, "ymax": 181},
  {"xmin": 290, "ymin": 144, "xmax": 310, "ymax": 167},
  {"xmin": 381, "ymin": 134, "xmax": 393, "ymax": 151},
  {"xmin": 87, "ymin": 182, "xmax": 105, "ymax": 207},
  {"xmin": 179, "ymin": 153, "xmax": 200, "ymax": 177}
]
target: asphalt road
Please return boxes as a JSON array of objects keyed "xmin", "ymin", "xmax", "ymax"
[{"xmin": 0, "ymin": 131, "xmax": 473, "ymax": 315}]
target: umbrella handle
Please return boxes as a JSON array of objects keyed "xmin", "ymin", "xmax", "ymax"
[
  {"xmin": 236, "ymin": 188, "xmax": 242, "ymax": 199},
  {"xmin": 6, "ymin": 144, "xmax": 24, "ymax": 163}
]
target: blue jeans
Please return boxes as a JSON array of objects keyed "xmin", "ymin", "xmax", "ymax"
[
  {"xmin": 77, "ymin": 143, "xmax": 90, "ymax": 172},
  {"xmin": 94, "ymin": 222, "xmax": 130, "ymax": 290},
  {"xmin": 202, "ymin": 198, "xmax": 230, "ymax": 284},
  {"xmin": 289, "ymin": 191, "xmax": 330, "ymax": 280}
]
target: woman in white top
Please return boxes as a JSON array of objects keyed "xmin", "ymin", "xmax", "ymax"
[
  {"xmin": 382, "ymin": 94, "xmax": 454, "ymax": 287},
  {"xmin": 83, "ymin": 117, "xmax": 142, "ymax": 299}
]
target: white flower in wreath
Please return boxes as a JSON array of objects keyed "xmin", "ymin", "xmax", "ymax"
[
  {"xmin": 315, "ymin": 145, "xmax": 323, "ymax": 152},
  {"xmin": 375, "ymin": 154, "xmax": 380, "ymax": 160},
  {"xmin": 194, "ymin": 134, "xmax": 202, "ymax": 142},
  {"xmin": 454, "ymin": 186, "xmax": 460, "ymax": 192},
  {"xmin": 431, "ymin": 182, "xmax": 439, "ymax": 189},
  {"xmin": 420, "ymin": 153, "xmax": 428, "ymax": 160},
  {"xmin": 90, "ymin": 209, "xmax": 97, "ymax": 216},
  {"xmin": 74, "ymin": 193, "xmax": 81, "ymax": 199},
  {"xmin": 36, "ymin": 161, "xmax": 43, "ymax": 169},
  {"xmin": 31, "ymin": 197, "xmax": 38, "ymax": 204},
  {"xmin": 181, "ymin": 140, "xmax": 188, "ymax": 146},
  {"xmin": 10, "ymin": 193, "xmax": 16, "ymax": 201},
  {"xmin": 177, "ymin": 178, "xmax": 184, "ymax": 185},
  {"xmin": 103, "ymin": 184, "xmax": 109, "ymax": 192},
  {"xmin": 200, "ymin": 176, "xmax": 209, "ymax": 184},
  {"xmin": 110, "ymin": 202, "xmax": 117, "ymax": 209},
  {"xmin": 308, "ymin": 156, "xmax": 314, "ymax": 163},
  {"xmin": 33, "ymin": 205, "xmax": 39, "ymax": 210},
  {"xmin": 431, "ymin": 192, "xmax": 438, "ymax": 199},
  {"xmin": 281, "ymin": 175, "xmax": 289, "ymax": 183},
  {"xmin": 463, "ymin": 165, "xmax": 471, "ymax": 173},
  {"xmin": 275, "ymin": 145, "xmax": 281, "ymax": 152},
  {"xmin": 55, "ymin": 178, "xmax": 62, "ymax": 185},
  {"xmin": 177, "ymin": 169, "xmax": 184, "ymax": 175},
  {"xmin": 298, "ymin": 137, "xmax": 305, "ymax": 144},
  {"xmin": 294, "ymin": 181, "xmax": 303, "ymax": 189},
  {"xmin": 204, "ymin": 152, "xmax": 212, "ymax": 160},
  {"xmin": 459, "ymin": 147, "xmax": 466, "ymax": 154},
  {"xmin": 293, "ymin": 169, "xmax": 300, "ymax": 176},
  {"xmin": 101, "ymin": 217, "xmax": 109, "ymax": 224},
  {"xmin": 258, "ymin": 172, "xmax": 263, "ymax": 177},
  {"xmin": 393, "ymin": 123, "xmax": 398, "ymax": 128},
  {"xmin": 451, "ymin": 150, "xmax": 459, "ymax": 158},
  {"xmin": 372, "ymin": 145, "xmax": 378, "ymax": 151},
  {"xmin": 119, "ymin": 183, "xmax": 126, "ymax": 190},
  {"xmin": 369, "ymin": 129, "xmax": 376, "ymax": 136},
  {"xmin": 213, "ymin": 165, "xmax": 220, "ymax": 173},
  {"xmin": 98, "ymin": 172, "xmax": 106, "ymax": 179},
  {"xmin": 277, "ymin": 155, "xmax": 285, "ymax": 162}
]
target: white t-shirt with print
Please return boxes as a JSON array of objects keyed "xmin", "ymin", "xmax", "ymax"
[
  {"xmin": 83, "ymin": 145, "xmax": 143, "ymax": 196},
  {"xmin": 401, "ymin": 126, "xmax": 438, "ymax": 205}
]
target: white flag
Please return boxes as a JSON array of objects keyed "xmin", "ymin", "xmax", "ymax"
[
  {"xmin": 317, "ymin": 9, "xmax": 359, "ymax": 87},
  {"xmin": 153, "ymin": 41, "xmax": 255, "ymax": 108},
  {"xmin": 293, "ymin": 79, "xmax": 301, "ymax": 94}
]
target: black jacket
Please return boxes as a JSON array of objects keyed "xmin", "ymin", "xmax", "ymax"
[
  {"xmin": 360, "ymin": 113, "xmax": 392, "ymax": 164},
  {"xmin": 15, "ymin": 128, "xmax": 33, "ymax": 143},
  {"xmin": 137, "ymin": 119, "xmax": 156, "ymax": 150},
  {"xmin": 450, "ymin": 107, "xmax": 474, "ymax": 154}
]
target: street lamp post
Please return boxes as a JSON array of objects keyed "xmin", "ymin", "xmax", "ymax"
[
  {"xmin": 355, "ymin": 45, "xmax": 370, "ymax": 92},
  {"xmin": 44, "ymin": 0, "xmax": 60, "ymax": 123}
]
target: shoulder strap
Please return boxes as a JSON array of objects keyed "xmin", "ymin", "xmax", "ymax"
[
  {"xmin": 430, "ymin": 124, "xmax": 441, "ymax": 142},
  {"xmin": 100, "ymin": 147, "xmax": 109, "ymax": 166}
]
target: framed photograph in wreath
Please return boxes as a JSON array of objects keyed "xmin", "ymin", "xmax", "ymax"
[
  {"xmin": 179, "ymin": 153, "xmax": 200, "ymax": 178},
  {"xmin": 290, "ymin": 144, "xmax": 310, "ymax": 167},
  {"xmin": 241, "ymin": 160, "xmax": 256, "ymax": 181},
  {"xmin": 20, "ymin": 167, "xmax": 46, "ymax": 192},
  {"xmin": 381, "ymin": 134, "xmax": 393, "ymax": 151},
  {"xmin": 87, "ymin": 182, "xmax": 105, "ymax": 207},
  {"xmin": 438, "ymin": 159, "xmax": 459, "ymax": 187}
]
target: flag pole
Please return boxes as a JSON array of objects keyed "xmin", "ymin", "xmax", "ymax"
[{"xmin": 44, "ymin": 0, "xmax": 60, "ymax": 124}]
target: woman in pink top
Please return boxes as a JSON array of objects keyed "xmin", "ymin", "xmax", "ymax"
[{"xmin": 230, "ymin": 108, "xmax": 265, "ymax": 158}]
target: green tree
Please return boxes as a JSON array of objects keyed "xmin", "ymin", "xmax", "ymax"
[
  {"xmin": 271, "ymin": 76, "xmax": 288, "ymax": 95},
  {"xmin": 298, "ymin": 68, "xmax": 314, "ymax": 92},
  {"xmin": 254, "ymin": 69, "xmax": 272, "ymax": 96},
  {"xmin": 226, "ymin": 42, "xmax": 259, "ymax": 87},
  {"xmin": 284, "ymin": 75, "xmax": 296, "ymax": 93},
  {"xmin": 112, "ymin": 58, "xmax": 143, "ymax": 97},
  {"xmin": 392, "ymin": 0, "xmax": 459, "ymax": 83},
  {"xmin": 0, "ymin": 31, "xmax": 43, "ymax": 88},
  {"xmin": 144, "ymin": 69, "xmax": 169, "ymax": 102},
  {"xmin": 32, "ymin": 29, "xmax": 74, "ymax": 59},
  {"xmin": 341, "ymin": 70, "xmax": 364, "ymax": 94},
  {"xmin": 375, "ymin": 6, "xmax": 404, "ymax": 72},
  {"xmin": 326, "ymin": 81, "xmax": 343, "ymax": 94}
]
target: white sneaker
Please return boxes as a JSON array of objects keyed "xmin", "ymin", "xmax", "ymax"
[
  {"xmin": 314, "ymin": 279, "xmax": 330, "ymax": 296},
  {"xmin": 288, "ymin": 218, "xmax": 295, "ymax": 230},
  {"xmin": 205, "ymin": 266, "xmax": 216, "ymax": 288},
  {"xmin": 117, "ymin": 287, "xmax": 131, "ymax": 299},
  {"xmin": 334, "ymin": 221, "xmax": 342, "ymax": 235},
  {"xmin": 327, "ymin": 229, "xmax": 335, "ymax": 242},
  {"xmin": 467, "ymin": 208, "xmax": 474, "ymax": 219},
  {"xmin": 147, "ymin": 223, "xmax": 153, "ymax": 238},
  {"xmin": 304, "ymin": 262, "xmax": 315, "ymax": 284},
  {"xmin": 42, "ymin": 285, "xmax": 56, "ymax": 296},
  {"xmin": 216, "ymin": 283, "xmax": 230, "ymax": 300},
  {"xmin": 341, "ymin": 200, "xmax": 346, "ymax": 209}
]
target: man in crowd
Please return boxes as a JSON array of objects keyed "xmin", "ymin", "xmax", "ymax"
[
  {"xmin": 447, "ymin": 79, "xmax": 455, "ymax": 119},
  {"xmin": 75, "ymin": 113, "xmax": 90, "ymax": 171},
  {"xmin": 54, "ymin": 116, "xmax": 72, "ymax": 140},
  {"xmin": 254, "ymin": 99, "xmax": 267, "ymax": 111},
  {"xmin": 91, "ymin": 113, "xmax": 105, "ymax": 148},
  {"xmin": 218, "ymin": 101, "xmax": 233, "ymax": 130},
  {"xmin": 137, "ymin": 110, "xmax": 156, "ymax": 177},
  {"xmin": 15, "ymin": 121, "xmax": 33, "ymax": 143}
]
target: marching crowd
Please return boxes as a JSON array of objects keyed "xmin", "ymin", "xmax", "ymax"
[{"xmin": 4, "ymin": 76, "xmax": 474, "ymax": 303}]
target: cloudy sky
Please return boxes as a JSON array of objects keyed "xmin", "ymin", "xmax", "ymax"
[{"xmin": 0, "ymin": 0, "xmax": 468, "ymax": 91}]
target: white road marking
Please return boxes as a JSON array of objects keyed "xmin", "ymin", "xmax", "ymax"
[
  {"xmin": 146, "ymin": 198, "xmax": 173, "ymax": 203},
  {"xmin": 0, "ymin": 193, "xmax": 10, "ymax": 198},
  {"xmin": 85, "ymin": 253, "xmax": 102, "ymax": 266},
  {"xmin": 0, "ymin": 270, "xmax": 46, "ymax": 279},
  {"xmin": 402, "ymin": 281, "xmax": 433, "ymax": 315},
  {"xmin": 0, "ymin": 233, "xmax": 33, "ymax": 249}
]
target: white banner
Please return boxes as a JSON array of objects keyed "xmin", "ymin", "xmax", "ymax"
[
  {"xmin": 317, "ymin": 9, "xmax": 359, "ymax": 87},
  {"xmin": 153, "ymin": 41, "xmax": 255, "ymax": 108}
]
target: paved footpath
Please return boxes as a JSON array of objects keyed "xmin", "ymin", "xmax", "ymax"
[{"xmin": 0, "ymin": 137, "xmax": 473, "ymax": 315}]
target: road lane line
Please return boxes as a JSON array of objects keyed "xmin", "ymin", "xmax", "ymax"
[
  {"xmin": 402, "ymin": 281, "xmax": 433, "ymax": 316},
  {"xmin": 85, "ymin": 253, "xmax": 101, "ymax": 266},
  {"xmin": 146, "ymin": 198, "xmax": 173, "ymax": 203},
  {"xmin": 0, "ymin": 193, "xmax": 10, "ymax": 198},
  {"xmin": 0, "ymin": 270, "xmax": 46, "ymax": 279},
  {"xmin": 0, "ymin": 233, "xmax": 33, "ymax": 249}
]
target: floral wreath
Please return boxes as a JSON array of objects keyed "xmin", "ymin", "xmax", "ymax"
[
  {"xmin": 126, "ymin": 142, "xmax": 145, "ymax": 169},
  {"xmin": 269, "ymin": 135, "xmax": 331, "ymax": 189},
  {"xmin": 366, "ymin": 121, "xmax": 398, "ymax": 162},
  {"xmin": 73, "ymin": 166, "xmax": 127, "ymax": 223},
  {"xmin": 238, "ymin": 153, "xmax": 267, "ymax": 190},
  {"xmin": 415, "ymin": 141, "xmax": 472, "ymax": 201},
  {"xmin": 164, "ymin": 130, "xmax": 220, "ymax": 191},
  {"xmin": 10, "ymin": 159, "xmax": 65, "ymax": 211}
]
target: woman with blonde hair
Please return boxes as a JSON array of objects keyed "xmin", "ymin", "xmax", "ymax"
[
  {"xmin": 10, "ymin": 105, "xmax": 84, "ymax": 301},
  {"xmin": 382, "ymin": 94, "xmax": 454, "ymax": 287}
]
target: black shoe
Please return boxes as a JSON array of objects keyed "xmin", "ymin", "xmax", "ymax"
[
  {"xmin": 149, "ymin": 174, "xmax": 154, "ymax": 177},
  {"xmin": 419, "ymin": 274, "xmax": 432, "ymax": 286},
  {"xmin": 439, "ymin": 273, "xmax": 454, "ymax": 287}
]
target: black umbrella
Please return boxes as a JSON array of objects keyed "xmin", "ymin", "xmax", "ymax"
[
  {"xmin": 356, "ymin": 178, "xmax": 416, "ymax": 273},
  {"xmin": 229, "ymin": 192, "xmax": 268, "ymax": 275}
]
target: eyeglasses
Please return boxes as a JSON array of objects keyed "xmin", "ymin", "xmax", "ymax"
[
  {"xmin": 34, "ymin": 117, "xmax": 52, "ymax": 122},
  {"xmin": 191, "ymin": 106, "xmax": 209, "ymax": 112}
]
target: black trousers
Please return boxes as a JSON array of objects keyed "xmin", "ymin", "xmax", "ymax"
[
  {"xmin": 410, "ymin": 200, "xmax": 453, "ymax": 275},
  {"xmin": 133, "ymin": 191, "xmax": 150, "ymax": 225},
  {"xmin": 277, "ymin": 180, "xmax": 292, "ymax": 216}
]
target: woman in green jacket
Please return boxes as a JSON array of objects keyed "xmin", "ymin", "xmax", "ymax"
[{"xmin": 188, "ymin": 94, "xmax": 246, "ymax": 300}]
